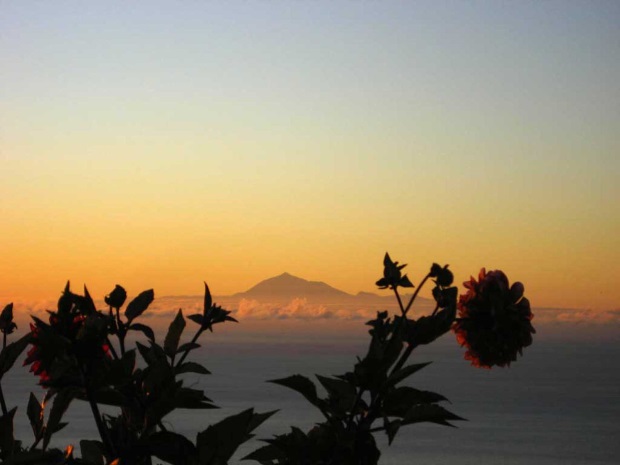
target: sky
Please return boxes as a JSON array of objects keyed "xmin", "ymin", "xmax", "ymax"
[{"xmin": 1, "ymin": 1, "xmax": 619, "ymax": 316}]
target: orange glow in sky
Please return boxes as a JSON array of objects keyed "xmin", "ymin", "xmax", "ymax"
[{"xmin": 1, "ymin": 2, "xmax": 618, "ymax": 315}]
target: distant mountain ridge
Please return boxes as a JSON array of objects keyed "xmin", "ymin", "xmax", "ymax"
[
  {"xmin": 231, "ymin": 272, "xmax": 428, "ymax": 304},
  {"xmin": 234, "ymin": 272, "xmax": 349, "ymax": 300}
]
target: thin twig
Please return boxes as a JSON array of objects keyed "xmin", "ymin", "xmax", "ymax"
[
  {"xmin": 403, "ymin": 273, "xmax": 431, "ymax": 316},
  {"xmin": 175, "ymin": 327, "xmax": 203, "ymax": 368}
]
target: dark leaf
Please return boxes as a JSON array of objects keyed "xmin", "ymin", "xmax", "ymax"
[
  {"xmin": 187, "ymin": 314, "xmax": 204, "ymax": 326},
  {"xmin": 176, "ymin": 342, "xmax": 200, "ymax": 354},
  {"xmin": 384, "ymin": 417, "xmax": 401, "ymax": 445},
  {"xmin": 402, "ymin": 404, "xmax": 466, "ymax": 427},
  {"xmin": 175, "ymin": 362, "xmax": 211, "ymax": 375},
  {"xmin": 44, "ymin": 388, "xmax": 77, "ymax": 449},
  {"xmin": 27, "ymin": 393, "xmax": 43, "ymax": 440},
  {"xmin": 80, "ymin": 440, "xmax": 104, "ymax": 465},
  {"xmin": 383, "ymin": 386, "xmax": 448, "ymax": 418},
  {"xmin": 0, "ymin": 333, "xmax": 32, "ymax": 380},
  {"xmin": 247, "ymin": 409, "xmax": 278, "ymax": 433},
  {"xmin": 269, "ymin": 375, "xmax": 319, "ymax": 405},
  {"xmin": 174, "ymin": 387, "xmax": 217, "ymax": 410},
  {"xmin": 196, "ymin": 408, "xmax": 272, "ymax": 465},
  {"xmin": 83, "ymin": 285, "xmax": 97, "ymax": 315},
  {"xmin": 203, "ymin": 282, "xmax": 212, "ymax": 316},
  {"xmin": 136, "ymin": 341, "xmax": 167, "ymax": 366},
  {"xmin": 129, "ymin": 323, "xmax": 155, "ymax": 342},
  {"xmin": 384, "ymin": 362, "xmax": 431, "ymax": 389},
  {"xmin": 125, "ymin": 289, "xmax": 154, "ymax": 322},
  {"xmin": 406, "ymin": 305, "xmax": 456, "ymax": 348},
  {"xmin": 144, "ymin": 431, "xmax": 196, "ymax": 465},
  {"xmin": 316, "ymin": 375, "xmax": 356, "ymax": 414},
  {"xmin": 164, "ymin": 309, "xmax": 186, "ymax": 358},
  {"xmin": 242, "ymin": 444, "xmax": 282, "ymax": 462}
]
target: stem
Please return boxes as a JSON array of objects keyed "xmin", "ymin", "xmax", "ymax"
[
  {"xmin": 114, "ymin": 307, "xmax": 126, "ymax": 356},
  {"xmin": 105, "ymin": 337, "xmax": 119, "ymax": 360},
  {"xmin": 0, "ymin": 383, "xmax": 7, "ymax": 415},
  {"xmin": 86, "ymin": 386, "xmax": 115, "ymax": 459},
  {"xmin": 0, "ymin": 333, "xmax": 7, "ymax": 415},
  {"xmin": 81, "ymin": 364, "xmax": 115, "ymax": 459},
  {"xmin": 403, "ymin": 273, "xmax": 431, "ymax": 316},
  {"xmin": 175, "ymin": 328, "xmax": 203, "ymax": 368},
  {"xmin": 392, "ymin": 288, "xmax": 406, "ymax": 315},
  {"xmin": 346, "ymin": 388, "xmax": 365, "ymax": 430},
  {"xmin": 390, "ymin": 344, "xmax": 414, "ymax": 377}
]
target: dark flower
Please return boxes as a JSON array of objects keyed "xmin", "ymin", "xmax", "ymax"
[
  {"xmin": 453, "ymin": 268, "xmax": 535, "ymax": 368},
  {"xmin": 376, "ymin": 253, "xmax": 414, "ymax": 289},
  {"xmin": 0, "ymin": 303, "xmax": 17, "ymax": 334},
  {"xmin": 24, "ymin": 286, "xmax": 111, "ymax": 385},
  {"xmin": 429, "ymin": 263, "xmax": 454, "ymax": 287},
  {"xmin": 105, "ymin": 284, "xmax": 127, "ymax": 309}
]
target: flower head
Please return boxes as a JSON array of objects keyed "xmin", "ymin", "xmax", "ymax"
[
  {"xmin": 453, "ymin": 268, "xmax": 535, "ymax": 368},
  {"xmin": 24, "ymin": 284, "xmax": 111, "ymax": 386},
  {"xmin": 0, "ymin": 303, "xmax": 17, "ymax": 335}
]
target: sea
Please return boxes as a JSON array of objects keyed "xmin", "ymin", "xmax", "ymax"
[{"xmin": 3, "ymin": 327, "xmax": 619, "ymax": 465}]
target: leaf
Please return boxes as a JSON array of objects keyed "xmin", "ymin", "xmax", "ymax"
[
  {"xmin": 174, "ymin": 387, "xmax": 217, "ymax": 410},
  {"xmin": 44, "ymin": 388, "xmax": 77, "ymax": 450},
  {"xmin": 80, "ymin": 440, "xmax": 104, "ymax": 465},
  {"xmin": 187, "ymin": 314, "xmax": 204, "ymax": 326},
  {"xmin": 247, "ymin": 409, "xmax": 278, "ymax": 433},
  {"xmin": 383, "ymin": 386, "xmax": 448, "ymax": 418},
  {"xmin": 164, "ymin": 309, "xmax": 186, "ymax": 358},
  {"xmin": 316, "ymin": 375, "xmax": 356, "ymax": 413},
  {"xmin": 83, "ymin": 285, "xmax": 97, "ymax": 315},
  {"xmin": 136, "ymin": 341, "xmax": 167, "ymax": 366},
  {"xmin": 144, "ymin": 431, "xmax": 196, "ymax": 465},
  {"xmin": 176, "ymin": 342, "xmax": 200, "ymax": 354},
  {"xmin": 406, "ymin": 304, "xmax": 456, "ymax": 347},
  {"xmin": 402, "ymin": 404, "xmax": 466, "ymax": 427},
  {"xmin": 203, "ymin": 282, "xmax": 212, "ymax": 315},
  {"xmin": 384, "ymin": 417, "xmax": 401, "ymax": 445},
  {"xmin": 175, "ymin": 362, "xmax": 211, "ymax": 375},
  {"xmin": 125, "ymin": 289, "xmax": 154, "ymax": 322},
  {"xmin": 242, "ymin": 444, "xmax": 282, "ymax": 462},
  {"xmin": 384, "ymin": 362, "xmax": 431, "ymax": 389},
  {"xmin": 268, "ymin": 375, "xmax": 319, "ymax": 405},
  {"xmin": 196, "ymin": 409, "xmax": 274, "ymax": 465},
  {"xmin": 27, "ymin": 393, "xmax": 43, "ymax": 440},
  {"xmin": 0, "ymin": 333, "xmax": 32, "ymax": 380},
  {"xmin": 129, "ymin": 323, "xmax": 155, "ymax": 342}
]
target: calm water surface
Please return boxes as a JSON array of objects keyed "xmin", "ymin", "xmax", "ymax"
[{"xmin": 4, "ymin": 334, "xmax": 619, "ymax": 464}]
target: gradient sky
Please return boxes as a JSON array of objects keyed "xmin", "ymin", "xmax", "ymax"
[{"xmin": 1, "ymin": 1, "xmax": 619, "ymax": 312}]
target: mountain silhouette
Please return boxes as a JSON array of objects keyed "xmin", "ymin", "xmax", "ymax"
[
  {"xmin": 231, "ymin": 272, "xmax": 429, "ymax": 305},
  {"xmin": 233, "ymin": 272, "xmax": 351, "ymax": 302}
]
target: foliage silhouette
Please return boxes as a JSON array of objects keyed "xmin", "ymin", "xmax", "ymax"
[{"xmin": 0, "ymin": 253, "xmax": 535, "ymax": 465}]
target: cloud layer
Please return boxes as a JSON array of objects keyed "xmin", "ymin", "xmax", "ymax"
[{"xmin": 8, "ymin": 295, "xmax": 620, "ymax": 331}]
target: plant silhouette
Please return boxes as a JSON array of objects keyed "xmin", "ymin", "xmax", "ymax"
[{"xmin": 0, "ymin": 253, "xmax": 534, "ymax": 465}]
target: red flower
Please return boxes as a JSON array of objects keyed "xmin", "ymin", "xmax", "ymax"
[
  {"xmin": 24, "ymin": 312, "xmax": 110, "ymax": 385},
  {"xmin": 453, "ymin": 268, "xmax": 535, "ymax": 368}
]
